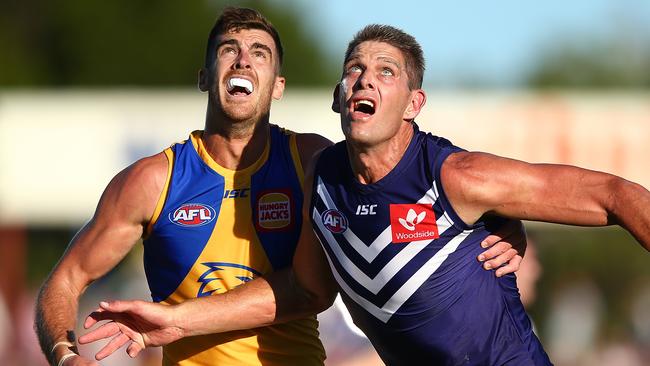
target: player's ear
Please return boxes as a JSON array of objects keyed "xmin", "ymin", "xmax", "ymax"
[
  {"xmin": 198, "ymin": 68, "xmax": 209, "ymax": 92},
  {"xmin": 404, "ymin": 89, "xmax": 426, "ymax": 120},
  {"xmin": 331, "ymin": 83, "xmax": 341, "ymax": 113},
  {"xmin": 272, "ymin": 76, "xmax": 285, "ymax": 100}
]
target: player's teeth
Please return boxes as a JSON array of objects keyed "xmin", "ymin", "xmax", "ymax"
[
  {"xmin": 356, "ymin": 100, "xmax": 374, "ymax": 108},
  {"xmin": 227, "ymin": 78, "xmax": 253, "ymax": 93}
]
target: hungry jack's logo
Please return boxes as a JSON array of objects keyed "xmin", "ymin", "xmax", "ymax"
[
  {"xmin": 256, "ymin": 190, "xmax": 293, "ymax": 231},
  {"xmin": 389, "ymin": 204, "xmax": 439, "ymax": 243}
]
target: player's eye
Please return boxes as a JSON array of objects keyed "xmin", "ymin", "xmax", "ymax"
[
  {"xmin": 253, "ymin": 50, "xmax": 267, "ymax": 59},
  {"xmin": 348, "ymin": 65, "xmax": 362, "ymax": 73},
  {"xmin": 221, "ymin": 46, "xmax": 237, "ymax": 56},
  {"xmin": 381, "ymin": 68, "xmax": 394, "ymax": 76}
]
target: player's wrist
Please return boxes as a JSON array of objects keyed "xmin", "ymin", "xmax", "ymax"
[
  {"xmin": 56, "ymin": 352, "xmax": 79, "ymax": 366},
  {"xmin": 51, "ymin": 340, "xmax": 79, "ymax": 366},
  {"xmin": 171, "ymin": 302, "xmax": 193, "ymax": 338}
]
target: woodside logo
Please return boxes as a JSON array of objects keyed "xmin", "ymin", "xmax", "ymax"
[{"xmin": 389, "ymin": 204, "xmax": 439, "ymax": 243}]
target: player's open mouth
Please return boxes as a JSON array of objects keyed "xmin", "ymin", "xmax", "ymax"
[
  {"xmin": 353, "ymin": 99, "xmax": 375, "ymax": 115},
  {"xmin": 227, "ymin": 77, "xmax": 254, "ymax": 96}
]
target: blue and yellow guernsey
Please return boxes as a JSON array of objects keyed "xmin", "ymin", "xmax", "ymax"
[{"xmin": 143, "ymin": 125, "xmax": 325, "ymax": 366}]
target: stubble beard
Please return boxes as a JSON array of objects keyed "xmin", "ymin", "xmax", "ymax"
[{"xmin": 208, "ymin": 89, "xmax": 273, "ymax": 138}]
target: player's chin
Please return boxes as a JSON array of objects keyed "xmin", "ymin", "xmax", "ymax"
[{"xmin": 222, "ymin": 105, "xmax": 258, "ymax": 121}]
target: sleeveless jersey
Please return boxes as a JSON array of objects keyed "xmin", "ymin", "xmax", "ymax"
[
  {"xmin": 310, "ymin": 124, "xmax": 552, "ymax": 366},
  {"xmin": 144, "ymin": 125, "xmax": 325, "ymax": 366}
]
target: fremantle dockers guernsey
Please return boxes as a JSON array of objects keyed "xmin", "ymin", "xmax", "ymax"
[
  {"xmin": 143, "ymin": 125, "xmax": 324, "ymax": 366},
  {"xmin": 310, "ymin": 124, "xmax": 552, "ymax": 366}
]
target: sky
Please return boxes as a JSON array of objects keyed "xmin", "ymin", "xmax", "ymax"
[{"xmin": 274, "ymin": 0, "xmax": 650, "ymax": 86}]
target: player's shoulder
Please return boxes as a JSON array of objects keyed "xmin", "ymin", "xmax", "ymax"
[
  {"xmin": 124, "ymin": 152, "xmax": 169, "ymax": 185},
  {"xmin": 295, "ymin": 133, "xmax": 334, "ymax": 169},
  {"xmin": 107, "ymin": 152, "xmax": 169, "ymax": 203},
  {"xmin": 94, "ymin": 152, "xmax": 169, "ymax": 224},
  {"xmin": 295, "ymin": 132, "xmax": 333, "ymax": 151}
]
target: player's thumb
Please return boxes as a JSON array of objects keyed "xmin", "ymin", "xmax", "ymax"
[{"xmin": 100, "ymin": 300, "xmax": 137, "ymax": 313}]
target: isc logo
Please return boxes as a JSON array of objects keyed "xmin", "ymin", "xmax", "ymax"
[
  {"xmin": 355, "ymin": 204, "xmax": 377, "ymax": 215},
  {"xmin": 321, "ymin": 209, "xmax": 348, "ymax": 234},
  {"xmin": 223, "ymin": 188, "xmax": 249, "ymax": 199},
  {"xmin": 169, "ymin": 203, "xmax": 216, "ymax": 227}
]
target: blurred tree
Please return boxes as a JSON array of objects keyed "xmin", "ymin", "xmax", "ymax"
[
  {"xmin": 0, "ymin": 0, "xmax": 336, "ymax": 87},
  {"xmin": 527, "ymin": 28, "xmax": 650, "ymax": 89}
]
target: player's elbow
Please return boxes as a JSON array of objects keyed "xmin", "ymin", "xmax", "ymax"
[
  {"xmin": 603, "ymin": 177, "xmax": 644, "ymax": 224},
  {"xmin": 302, "ymin": 276, "xmax": 338, "ymax": 314},
  {"xmin": 292, "ymin": 277, "xmax": 337, "ymax": 315},
  {"xmin": 307, "ymin": 287, "xmax": 337, "ymax": 314}
]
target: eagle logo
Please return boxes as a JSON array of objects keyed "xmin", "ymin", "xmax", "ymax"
[{"xmin": 197, "ymin": 262, "xmax": 262, "ymax": 297}]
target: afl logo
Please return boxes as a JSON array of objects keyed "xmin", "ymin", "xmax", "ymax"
[
  {"xmin": 169, "ymin": 203, "xmax": 216, "ymax": 227},
  {"xmin": 321, "ymin": 209, "xmax": 348, "ymax": 234}
]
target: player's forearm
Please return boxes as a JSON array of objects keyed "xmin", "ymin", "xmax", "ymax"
[
  {"xmin": 35, "ymin": 277, "xmax": 83, "ymax": 365},
  {"xmin": 175, "ymin": 269, "xmax": 326, "ymax": 337},
  {"xmin": 608, "ymin": 179, "xmax": 650, "ymax": 251}
]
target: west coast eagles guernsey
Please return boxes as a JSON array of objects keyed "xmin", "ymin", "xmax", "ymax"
[
  {"xmin": 144, "ymin": 125, "xmax": 325, "ymax": 366},
  {"xmin": 310, "ymin": 124, "xmax": 552, "ymax": 365}
]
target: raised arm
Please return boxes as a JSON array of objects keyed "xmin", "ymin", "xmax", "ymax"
[
  {"xmin": 34, "ymin": 153, "xmax": 167, "ymax": 365},
  {"xmin": 442, "ymin": 151, "xmax": 650, "ymax": 250}
]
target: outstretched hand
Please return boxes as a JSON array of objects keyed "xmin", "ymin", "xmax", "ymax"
[
  {"xmin": 78, "ymin": 300, "xmax": 184, "ymax": 360},
  {"xmin": 477, "ymin": 220, "xmax": 527, "ymax": 277}
]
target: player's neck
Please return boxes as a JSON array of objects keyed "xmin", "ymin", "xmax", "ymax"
[
  {"xmin": 347, "ymin": 123, "xmax": 414, "ymax": 185},
  {"xmin": 202, "ymin": 110, "xmax": 270, "ymax": 171}
]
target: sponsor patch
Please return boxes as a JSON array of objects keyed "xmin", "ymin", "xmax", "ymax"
[
  {"xmin": 321, "ymin": 209, "xmax": 349, "ymax": 234},
  {"xmin": 169, "ymin": 203, "xmax": 216, "ymax": 227},
  {"xmin": 389, "ymin": 204, "xmax": 439, "ymax": 243},
  {"xmin": 257, "ymin": 190, "xmax": 292, "ymax": 230}
]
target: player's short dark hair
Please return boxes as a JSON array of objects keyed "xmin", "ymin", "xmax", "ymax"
[
  {"xmin": 344, "ymin": 24, "xmax": 425, "ymax": 89},
  {"xmin": 205, "ymin": 7, "xmax": 283, "ymax": 71}
]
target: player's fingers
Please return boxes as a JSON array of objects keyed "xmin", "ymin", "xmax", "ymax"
[
  {"xmin": 79, "ymin": 322, "xmax": 121, "ymax": 344},
  {"xmin": 481, "ymin": 233, "xmax": 506, "ymax": 249},
  {"xmin": 126, "ymin": 342, "xmax": 144, "ymax": 358},
  {"xmin": 495, "ymin": 255, "xmax": 523, "ymax": 277},
  {"xmin": 481, "ymin": 220, "xmax": 520, "ymax": 248},
  {"xmin": 483, "ymin": 248, "xmax": 518, "ymax": 270},
  {"xmin": 95, "ymin": 333, "xmax": 130, "ymax": 361},
  {"xmin": 83, "ymin": 307, "xmax": 105, "ymax": 328},
  {"xmin": 477, "ymin": 241, "xmax": 511, "ymax": 263}
]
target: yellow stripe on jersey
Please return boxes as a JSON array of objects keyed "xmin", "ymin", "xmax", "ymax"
[
  {"xmin": 144, "ymin": 148, "xmax": 174, "ymax": 238},
  {"xmin": 289, "ymin": 133, "xmax": 305, "ymax": 186}
]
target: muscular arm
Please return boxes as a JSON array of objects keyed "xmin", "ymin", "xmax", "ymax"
[
  {"xmin": 35, "ymin": 153, "xmax": 167, "ymax": 365},
  {"xmin": 442, "ymin": 151, "xmax": 650, "ymax": 250}
]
